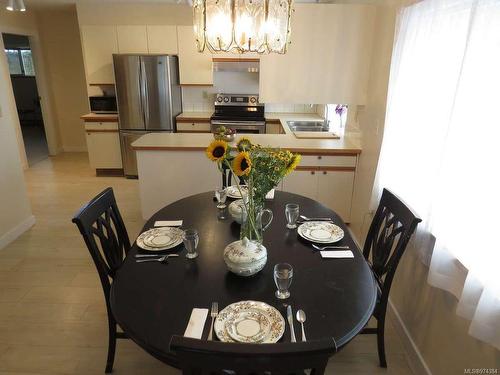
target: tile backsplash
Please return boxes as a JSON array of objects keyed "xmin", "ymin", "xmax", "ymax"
[{"xmin": 181, "ymin": 71, "xmax": 319, "ymax": 114}]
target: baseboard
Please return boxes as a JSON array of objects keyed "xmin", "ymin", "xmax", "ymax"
[
  {"xmin": 388, "ymin": 299, "xmax": 432, "ymax": 375},
  {"xmin": 0, "ymin": 215, "xmax": 36, "ymax": 250}
]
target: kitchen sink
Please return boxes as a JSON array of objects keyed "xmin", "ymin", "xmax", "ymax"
[{"xmin": 287, "ymin": 121, "xmax": 330, "ymax": 132}]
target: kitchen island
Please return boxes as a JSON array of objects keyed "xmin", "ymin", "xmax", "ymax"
[{"xmin": 132, "ymin": 113, "xmax": 361, "ymax": 220}]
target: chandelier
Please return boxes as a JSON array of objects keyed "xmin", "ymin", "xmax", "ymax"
[
  {"xmin": 193, "ymin": 0, "xmax": 294, "ymax": 54},
  {"xmin": 6, "ymin": 0, "xmax": 26, "ymax": 11}
]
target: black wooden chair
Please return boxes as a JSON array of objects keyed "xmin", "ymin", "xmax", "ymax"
[
  {"xmin": 222, "ymin": 163, "xmax": 244, "ymax": 188},
  {"xmin": 170, "ymin": 336, "xmax": 337, "ymax": 375},
  {"xmin": 361, "ymin": 188, "xmax": 421, "ymax": 367},
  {"xmin": 72, "ymin": 187, "xmax": 130, "ymax": 373}
]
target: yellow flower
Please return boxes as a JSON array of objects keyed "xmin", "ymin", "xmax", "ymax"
[
  {"xmin": 206, "ymin": 140, "xmax": 228, "ymax": 162},
  {"xmin": 285, "ymin": 153, "xmax": 301, "ymax": 175},
  {"xmin": 236, "ymin": 137, "xmax": 252, "ymax": 152},
  {"xmin": 233, "ymin": 151, "xmax": 252, "ymax": 176}
]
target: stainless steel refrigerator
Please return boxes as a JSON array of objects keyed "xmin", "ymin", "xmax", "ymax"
[{"xmin": 113, "ymin": 54, "xmax": 182, "ymax": 178}]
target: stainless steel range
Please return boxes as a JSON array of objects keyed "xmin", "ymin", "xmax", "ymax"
[{"xmin": 210, "ymin": 94, "xmax": 265, "ymax": 134}]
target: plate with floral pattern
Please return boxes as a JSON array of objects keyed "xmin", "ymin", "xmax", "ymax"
[
  {"xmin": 136, "ymin": 227, "xmax": 184, "ymax": 251},
  {"xmin": 226, "ymin": 185, "xmax": 248, "ymax": 199},
  {"xmin": 215, "ymin": 301, "xmax": 285, "ymax": 343},
  {"xmin": 297, "ymin": 221, "xmax": 344, "ymax": 243}
]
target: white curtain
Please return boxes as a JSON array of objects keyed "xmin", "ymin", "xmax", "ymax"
[{"xmin": 373, "ymin": 0, "xmax": 500, "ymax": 349}]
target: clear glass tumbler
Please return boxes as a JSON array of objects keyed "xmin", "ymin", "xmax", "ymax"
[
  {"xmin": 183, "ymin": 229, "xmax": 199, "ymax": 259},
  {"xmin": 274, "ymin": 263, "xmax": 293, "ymax": 299},
  {"xmin": 215, "ymin": 188, "xmax": 228, "ymax": 209},
  {"xmin": 285, "ymin": 203, "xmax": 300, "ymax": 229}
]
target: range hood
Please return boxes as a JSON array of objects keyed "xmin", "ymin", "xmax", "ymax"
[{"xmin": 213, "ymin": 58, "xmax": 259, "ymax": 73}]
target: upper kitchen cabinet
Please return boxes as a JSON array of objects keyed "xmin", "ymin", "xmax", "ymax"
[
  {"xmin": 147, "ymin": 25, "xmax": 178, "ymax": 54},
  {"xmin": 80, "ymin": 26, "xmax": 118, "ymax": 84},
  {"xmin": 117, "ymin": 25, "xmax": 149, "ymax": 54},
  {"xmin": 259, "ymin": 4, "xmax": 376, "ymax": 104},
  {"xmin": 177, "ymin": 26, "xmax": 213, "ymax": 85}
]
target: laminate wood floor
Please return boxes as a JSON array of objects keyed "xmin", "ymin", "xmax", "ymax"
[{"xmin": 0, "ymin": 153, "xmax": 415, "ymax": 375}]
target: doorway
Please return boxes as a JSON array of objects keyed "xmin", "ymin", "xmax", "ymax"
[{"xmin": 2, "ymin": 33, "xmax": 48, "ymax": 166}]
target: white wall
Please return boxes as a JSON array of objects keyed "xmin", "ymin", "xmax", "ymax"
[
  {"xmin": 36, "ymin": 7, "xmax": 89, "ymax": 152},
  {"xmin": 0, "ymin": 35, "xmax": 35, "ymax": 249}
]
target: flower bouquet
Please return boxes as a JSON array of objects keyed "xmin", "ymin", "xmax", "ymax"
[{"xmin": 206, "ymin": 137, "xmax": 301, "ymax": 243}]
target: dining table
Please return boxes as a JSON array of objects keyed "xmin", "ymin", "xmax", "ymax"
[{"xmin": 110, "ymin": 191, "xmax": 377, "ymax": 368}]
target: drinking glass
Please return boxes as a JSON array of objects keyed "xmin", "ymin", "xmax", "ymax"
[
  {"xmin": 183, "ymin": 229, "xmax": 199, "ymax": 259},
  {"xmin": 274, "ymin": 263, "xmax": 293, "ymax": 299},
  {"xmin": 285, "ymin": 203, "xmax": 300, "ymax": 229},
  {"xmin": 215, "ymin": 188, "xmax": 228, "ymax": 209}
]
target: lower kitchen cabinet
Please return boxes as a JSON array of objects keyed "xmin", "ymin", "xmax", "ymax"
[
  {"xmin": 176, "ymin": 121, "xmax": 211, "ymax": 133},
  {"xmin": 84, "ymin": 122, "xmax": 123, "ymax": 173},
  {"xmin": 316, "ymin": 169, "xmax": 355, "ymax": 222},
  {"xmin": 282, "ymin": 157, "xmax": 357, "ymax": 222}
]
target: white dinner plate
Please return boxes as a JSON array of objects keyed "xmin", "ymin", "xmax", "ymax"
[
  {"xmin": 136, "ymin": 227, "xmax": 184, "ymax": 251},
  {"xmin": 297, "ymin": 221, "xmax": 344, "ymax": 244},
  {"xmin": 226, "ymin": 185, "xmax": 248, "ymax": 199},
  {"xmin": 215, "ymin": 301, "xmax": 285, "ymax": 343}
]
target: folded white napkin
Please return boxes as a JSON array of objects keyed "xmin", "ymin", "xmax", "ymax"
[
  {"xmin": 265, "ymin": 189, "xmax": 275, "ymax": 200},
  {"xmin": 184, "ymin": 308, "xmax": 209, "ymax": 339},
  {"xmin": 320, "ymin": 250, "xmax": 354, "ymax": 259},
  {"xmin": 154, "ymin": 220, "xmax": 183, "ymax": 227}
]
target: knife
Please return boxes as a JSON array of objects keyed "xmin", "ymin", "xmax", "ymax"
[{"xmin": 287, "ymin": 305, "xmax": 297, "ymax": 343}]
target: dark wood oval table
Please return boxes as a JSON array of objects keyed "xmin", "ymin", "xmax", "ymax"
[{"xmin": 110, "ymin": 191, "xmax": 377, "ymax": 368}]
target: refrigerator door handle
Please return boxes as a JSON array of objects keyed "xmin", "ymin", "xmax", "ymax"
[{"xmin": 140, "ymin": 59, "xmax": 150, "ymax": 127}]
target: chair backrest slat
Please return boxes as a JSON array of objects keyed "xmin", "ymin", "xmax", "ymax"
[
  {"xmin": 363, "ymin": 188, "xmax": 421, "ymax": 298},
  {"xmin": 170, "ymin": 336, "xmax": 337, "ymax": 375},
  {"xmin": 72, "ymin": 188, "xmax": 130, "ymax": 298}
]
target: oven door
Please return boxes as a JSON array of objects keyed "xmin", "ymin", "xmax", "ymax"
[{"xmin": 211, "ymin": 120, "xmax": 265, "ymax": 134}]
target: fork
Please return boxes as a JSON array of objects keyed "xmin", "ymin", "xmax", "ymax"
[
  {"xmin": 312, "ymin": 244, "xmax": 350, "ymax": 251},
  {"xmin": 208, "ymin": 302, "xmax": 218, "ymax": 341},
  {"xmin": 135, "ymin": 254, "xmax": 179, "ymax": 263}
]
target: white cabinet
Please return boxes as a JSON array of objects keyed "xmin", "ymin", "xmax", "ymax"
[
  {"xmin": 177, "ymin": 26, "xmax": 213, "ymax": 85},
  {"xmin": 117, "ymin": 25, "xmax": 148, "ymax": 54},
  {"xmin": 176, "ymin": 121, "xmax": 211, "ymax": 132},
  {"xmin": 147, "ymin": 25, "xmax": 178, "ymax": 54},
  {"xmin": 284, "ymin": 169, "xmax": 319, "ymax": 199},
  {"xmin": 282, "ymin": 153, "xmax": 357, "ymax": 222},
  {"xmin": 84, "ymin": 122, "xmax": 122, "ymax": 170},
  {"xmin": 259, "ymin": 4, "xmax": 376, "ymax": 104},
  {"xmin": 317, "ymin": 170, "xmax": 355, "ymax": 221},
  {"xmin": 80, "ymin": 26, "xmax": 118, "ymax": 84}
]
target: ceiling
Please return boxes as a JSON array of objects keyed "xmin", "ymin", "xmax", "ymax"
[{"xmin": 23, "ymin": 0, "xmax": 397, "ymax": 10}]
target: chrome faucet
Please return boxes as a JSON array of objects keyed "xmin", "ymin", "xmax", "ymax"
[{"xmin": 323, "ymin": 105, "xmax": 330, "ymax": 129}]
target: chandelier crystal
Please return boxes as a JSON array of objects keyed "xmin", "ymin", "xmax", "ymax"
[{"xmin": 193, "ymin": 0, "xmax": 294, "ymax": 54}]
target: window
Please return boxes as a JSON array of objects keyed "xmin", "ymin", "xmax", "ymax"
[
  {"xmin": 5, "ymin": 48, "xmax": 35, "ymax": 76},
  {"xmin": 325, "ymin": 104, "xmax": 348, "ymax": 135}
]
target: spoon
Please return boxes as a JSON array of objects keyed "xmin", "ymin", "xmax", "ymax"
[
  {"xmin": 296, "ymin": 309, "xmax": 307, "ymax": 342},
  {"xmin": 135, "ymin": 254, "xmax": 179, "ymax": 263},
  {"xmin": 300, "ymin": 215, "xmax": 332, "ymax": 222}
]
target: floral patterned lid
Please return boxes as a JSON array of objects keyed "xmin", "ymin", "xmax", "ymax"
[{"xmin": 224, "ymin": 237, "xmax": 267, "ymax": 265}]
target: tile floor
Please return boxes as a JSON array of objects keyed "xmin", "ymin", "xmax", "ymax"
[{"xmin": 0, "ymin": 153, "xmax": 414, "ymax": 374}]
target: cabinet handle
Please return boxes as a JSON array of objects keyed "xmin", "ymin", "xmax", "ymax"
[
  {"xmin": 192, "ymin": 123, "xmax": 195, "ymax": 126},
  {"xmin": 318, "ymin": 156, "xmax": 322, "ymax": 160},
  {"xmin": 311, "ymin": 171, "xmax": 315, "ymax": 175},
  {"xmin": 323, "ymin": 171, "xmax": 327, "ymax": 175}
]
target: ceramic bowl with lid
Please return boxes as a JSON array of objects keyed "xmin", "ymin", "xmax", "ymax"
[{"xmin": 223, "ymin": 237, "xmax": 267, "ymax": 276}]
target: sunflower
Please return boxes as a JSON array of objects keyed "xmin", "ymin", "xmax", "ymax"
[
  {"xmin": 285, "ymin": 153, "xmax": 301, "ymax": 175},
  {"xmin": 233, "ymin": 151, "xmax": 252, "ymax": 176},
  {"xmin": 205, "ymin": 140, "xmax": 228, "ymax": 162},
  {"xmin": 236, "ymin": 137, "xmax": 252, "ymax": 152}
]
